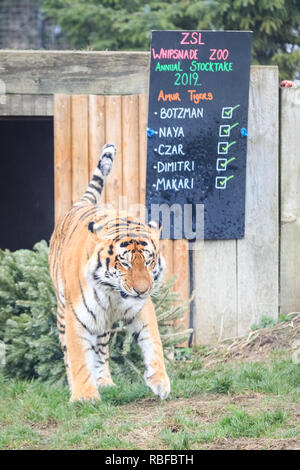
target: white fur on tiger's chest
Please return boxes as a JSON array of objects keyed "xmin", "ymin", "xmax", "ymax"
[{"xmin": 74, "ymin": 278, "xmax": 146, "ymax": 335}]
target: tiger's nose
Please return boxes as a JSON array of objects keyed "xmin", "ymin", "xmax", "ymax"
[
  {"xmin": 133, "ymin": 286, "xmax": 149, "ymax": 296},
  {"xmin": 133, "ymin": 278, "xmax": 151, "ymax": 295}
]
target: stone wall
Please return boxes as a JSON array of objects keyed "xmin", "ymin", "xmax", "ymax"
[{"xmin": 0, "ymin": 0, "xmax": 69, "ymax": 49}]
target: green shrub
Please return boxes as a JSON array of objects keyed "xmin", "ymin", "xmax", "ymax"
[
  {"xmin": 251, "ymin": 315, "xmax": 276, "ymax": 331},
  {"xmin": 0, "ymin": 242, "xmax": 191, "ymax": 384},
  {"xmin": 0, "ymin": 241, "xmax": 63, "ymax": 384}
]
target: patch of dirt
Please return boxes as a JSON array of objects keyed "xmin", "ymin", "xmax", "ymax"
[
  {"xmin": 202, "ymin": 313, "xmax": 300, "ymax": 365},
  {"xmin": 119, "ymin": 394, "xmax": 300, "ymax": 450},
  {"xmin": 203, "ymin": 438, "xmax": 300, "ymax": 450},
  {"xmin": 29, "ymin": 420, "xmax": 59, "ymax": 446}
]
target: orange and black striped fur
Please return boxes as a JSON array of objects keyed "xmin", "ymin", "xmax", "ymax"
[{"xmin": 49, "ymin": 144, "xmax": 170, "ymax": 402}]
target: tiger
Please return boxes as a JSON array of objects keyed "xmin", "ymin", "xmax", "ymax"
[{"xmin": 49, "ymin": 143, "xmax": 170, "ymax": 402}]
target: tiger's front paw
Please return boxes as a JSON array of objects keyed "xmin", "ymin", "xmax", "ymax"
[
  {"xmin": 70, "ymin": 384, "xmax": 100, "ymax": 402},
  {"xmin": 145, "ymin": 371, "xmax": 170, "ymax": 400},
  {"xmin": 97, "ymin": 377, "xmax": 116, "ymax": 388}
]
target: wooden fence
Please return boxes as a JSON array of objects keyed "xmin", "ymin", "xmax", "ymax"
[
  {"xmin": 280, "ymin": 87, "xmax": 300, "ymax": 315},
  {"xmin": 52, "ymin": 69, "xmax": 300, "ymax": 344}
]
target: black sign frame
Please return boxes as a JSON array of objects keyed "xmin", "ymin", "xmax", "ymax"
[{"xmin": 146, "ymin": 30, "xmax": 253, "ymax": 240}]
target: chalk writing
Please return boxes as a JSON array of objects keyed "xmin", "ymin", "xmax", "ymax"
[
  {"xmin": 174, "ymin": 72, "xmax": 202, "ymax": 86},
  {"xmin": 155, "ymin": 144, "xmax": 185, "ymax": 155},
  {"xmin": 160, "ymin": 107, "xmax": 204, "ymax": 119},
  {"xmin": 152, "ymin": 48, "xmax": 198, "ymax": 60},
  {"xmin": 158, "ymin": 90, "xmax": 181, "ymax": 102},
  {"xmin": 156, "ymin": 161, "xmax": 195, "ymax": 173},
  {"xmin": 155, "ymin": 62, "xmax": 183, "ymax": 72},
  {"xmin": 188, "ymin": 90, "xmax": 213, "ymax": 103},
  {"xmin": 180, "ymin": 32, "xmax": 205, "ymax": 45},
  {"xmin": 209, "ymin": 49, "xmax": 229, "ymax": 60},
  {"xmin": 158, "ymin": 127, "xmax": 185, "ymax": 138},
  {"xmin": 154, "ymin": 177, "xmax": 194, "ymax": 191},
  {"xmin": 189, "ymin": 61, "xmax": 233, "ymax": 72}
]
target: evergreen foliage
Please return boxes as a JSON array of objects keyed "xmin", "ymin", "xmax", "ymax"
[
  {"xmin": 0, "ymin": 241, "xmax": 64, "ymax": 384},
  {"xmin": 39, "ymin": 0, "xmax": 300, "ymax": 80},
  {"xmin": 187, "ymin": 0, "xmax": 300, "ymax": 80},
  {"xmin": 0, "ymin": 241, "xmax": 191, "ymax": 384}
]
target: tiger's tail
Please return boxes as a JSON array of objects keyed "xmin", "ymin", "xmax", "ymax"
[{"xmin": 80, "ymin": 143, "xmax": 116, "ymax": 204}]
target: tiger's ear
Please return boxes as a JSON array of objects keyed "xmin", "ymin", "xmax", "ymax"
[
  {"xmin": 148, "ymin": 220, "xmax": 162, "ymax": 238},
  {"xmin": 88, "ymin": 221, "xmax": 102, "ymax": 236}
]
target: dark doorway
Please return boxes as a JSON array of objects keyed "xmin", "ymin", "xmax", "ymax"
[{"xmin": 0, "ymin": 117, "xmax": 54, "ymax": 251}]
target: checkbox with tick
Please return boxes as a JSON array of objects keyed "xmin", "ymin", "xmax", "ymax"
[
  {"xmin": 215, "ymin": 176, "xmax": 228, "ymax": 189},
  {"xmin": 215, "ymin": 175, "xmax": 235, "ymax": 190},
  {"xmin": 217, "ymin": 157, "xmax": 236, "ymax": 171},
  {"xmin": 219, "ymin": 125, "xmax": 231, "ymax": 137},
  {"xmin": 222, "ymin": 104, "xmax": 240, "ymax": 119},
  {"xmin": 218, "ymin": 142, "xmax": 229, "ymax": 154},
  {"xmin": 222, "ymin": 107, "xmax": 233, "ymax": 119},
  {"xmin": 216, "ymin": 158, "xmax": 228, "ymax": 171}
]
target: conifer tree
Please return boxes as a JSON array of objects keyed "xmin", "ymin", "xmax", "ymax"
[{"xmin": 40, "ymin": 0, "xmax": 300, "ymax": 79}]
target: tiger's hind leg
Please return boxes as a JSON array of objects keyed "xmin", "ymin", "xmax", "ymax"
[
  {"xmin": 95, "ymin": 332, "xmax": 115, "ymax": 388},
  {"xmin": 59, "ymin": 332, "xmax": 72, "ymax": 388},
  {"xmin": 57, "ymin": 300, "xmax": 72, "ymax": 388}
]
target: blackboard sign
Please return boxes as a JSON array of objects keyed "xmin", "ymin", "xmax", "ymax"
[{"xmin": 146, "ymin": 30, "xmax": 252, "ymax": 240}]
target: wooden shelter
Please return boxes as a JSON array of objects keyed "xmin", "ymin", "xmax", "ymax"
[{"xmin": 0, "ymin": 50, "xmax": 299, "ymax": 343}]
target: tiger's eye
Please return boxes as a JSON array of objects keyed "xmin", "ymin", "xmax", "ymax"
[{"xmin": 119, "ymin": 257, "xmax": 130, "ymax": 269}]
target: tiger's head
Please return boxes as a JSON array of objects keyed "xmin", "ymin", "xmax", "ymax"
[{"xmin": 87, "ymin": 218, "xmax": 165, "ymax": 299}]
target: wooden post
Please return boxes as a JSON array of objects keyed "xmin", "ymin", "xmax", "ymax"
[
  {"xmin": 280, "ymin": 87, "xmax": 300, "ymax": 313},
  {"xmin": 236, "ymin": 66, "xmax": 279, "ymax": 335},
  {"xmin": 160, "ymin": 240, "xmax": 174, "ymax": 282},
  {"xmin": 122, "ymin": 95, "xmax": 140, "ymax": 217},
  {"xmin": 104, "ymin": 96, "xmax": 123, "ymax": 210},
  {"xmin": 173, "ymin": 239, "xmax": 190, "ymax": 344},
  {"xmin": 194, "ymin": 240, "xmax": 237, "ymax": 344},
  {"xmin": 88, "ymin": 95, "xmax": 106, "ymax": 202},
  {"xmin": 138, "ymin": 94, "xmax": 148, "ymax": 221},
  {"xmin": 53, "ymin": 94, "xmax": 72, "ymax": 223},
  {"xmin": 0, "ymin": 51, "xmax": 150, "ymax": 96},
  {"xmin": 71, "ymin": 95, "xmax": 89, "ymax": 204}
]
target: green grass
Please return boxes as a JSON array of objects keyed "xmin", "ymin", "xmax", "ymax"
[
  {"xmin": 170, "ymin": 358, "xmax": 300, "ymax": 400},
  {"xmin": 0, "ymin": 356, "xmax": 299, "ymax": 449},
  {"xmin": 161, "ymin": 407, "xmax": 290, "ymax": 449}
]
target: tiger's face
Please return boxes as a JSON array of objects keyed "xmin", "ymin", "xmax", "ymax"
[
  {"xmin": 115, "ymin": 238, "xmax": 165, "ymax": 298},
  {"xmin": 89, "ymin": 223, "xmax": 165, "ymax": 299}
]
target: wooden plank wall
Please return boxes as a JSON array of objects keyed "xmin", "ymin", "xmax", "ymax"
[
  {"xmin": 54, "ymin": 93, "xmax": 190, "ymax": 331},
  {"xmin": 280, "ymin": 87, "xmax": 300, "ymax": 314},
  {"xmin": 0, "ymin": 51, "xmax": 149, "ymax": 95},
  {"xmin": 0, "ymin": 94, "xmax": 53, "ymax": 116},
  {"xmin": 46, "ymin": 69, "xmax": 300, "ymax": 345},
  {"xmin": 193, "ymin": 66, "xmax": 279, "ymax": 343},
  {"xmin": 3, "ymin": 57, "xmax": 298, "ymax": 345}
]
